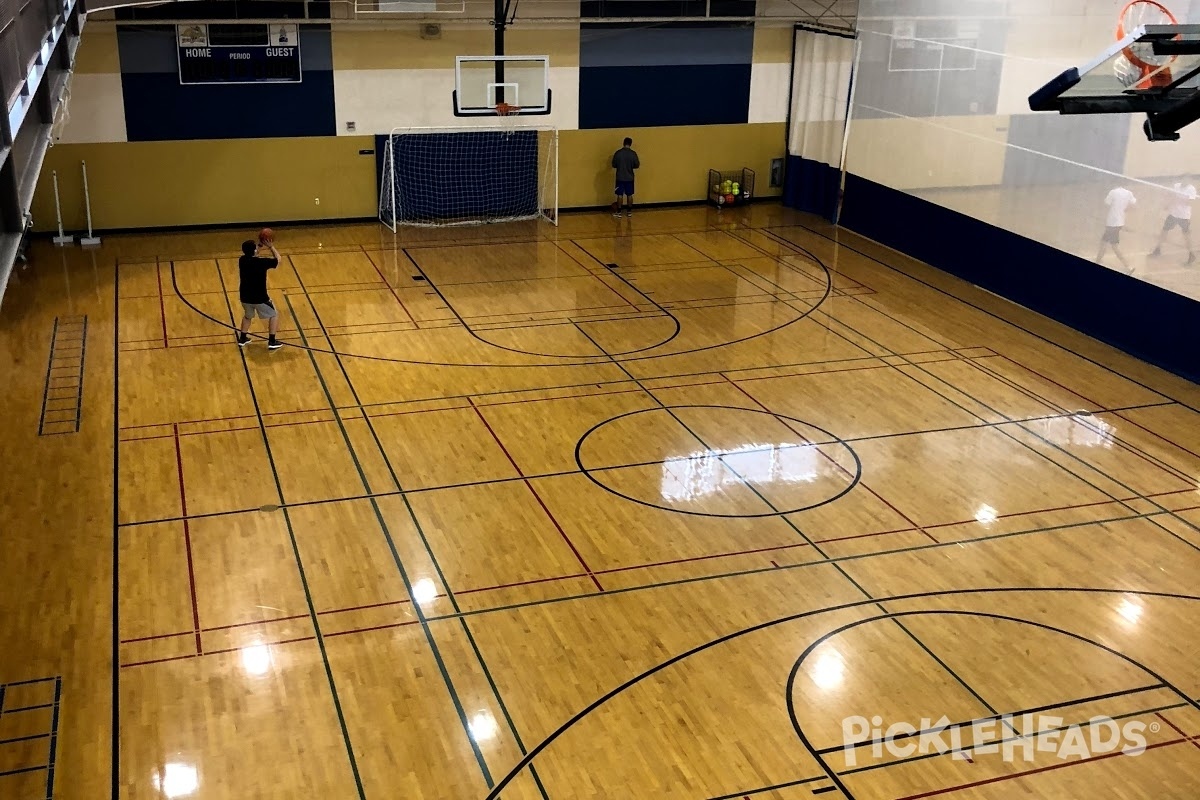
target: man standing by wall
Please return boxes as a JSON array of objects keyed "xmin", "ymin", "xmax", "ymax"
[{"xmin": 612, "ymin": 137, "xmax": 640, "ymax": 218}]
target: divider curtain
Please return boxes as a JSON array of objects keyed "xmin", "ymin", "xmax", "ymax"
[{"xmin": 784, "ymin": 27, "xmax": 857, "ymax": 221}]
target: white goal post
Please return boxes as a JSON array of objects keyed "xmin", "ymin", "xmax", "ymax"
[{"xmin": 378, "ymin": 124, "xmax": 559, "ymax": 230}]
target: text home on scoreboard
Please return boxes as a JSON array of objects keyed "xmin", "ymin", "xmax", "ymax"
[{"xmin": 177, "ymin": 23, "xmax": 302, "ymax": 85}]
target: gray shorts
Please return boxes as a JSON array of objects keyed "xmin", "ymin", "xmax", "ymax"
[{"xmin": 241, "ymin": 301, "xmax": 277, "ymax": 320}]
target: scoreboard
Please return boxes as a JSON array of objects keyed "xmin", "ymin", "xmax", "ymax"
[{"xmin": 177, "ymin": 23, "xmax": 302, "ymax": 85}]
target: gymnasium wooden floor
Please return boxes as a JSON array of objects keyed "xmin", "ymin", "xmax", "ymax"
[{"xmin": 2, "ymin": 203, "xmax": 1200, "ymax": 800}]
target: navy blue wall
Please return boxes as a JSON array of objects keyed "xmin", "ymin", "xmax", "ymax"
[
  {"xmin": 783, "ymin": 155, "xmax": 841, "ymax": 221},
  {"xmin": 839, "ymin": 173, "xmax": 1200, "ymax": 382},
  {"xmin": 117, "ymin": 25, "xmax": 336, "ymax": 141},
  {"xmin": 578, "ymin": 23, "xmax": 753, "ymax": 129}
]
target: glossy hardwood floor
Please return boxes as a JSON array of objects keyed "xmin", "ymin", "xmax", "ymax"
[{"xmin": 2, "ymin": 204, "xmax": 1199, "ymax": 800}]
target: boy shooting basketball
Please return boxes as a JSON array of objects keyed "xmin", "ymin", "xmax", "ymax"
[
  {"xmin": 1151, "ymin": 180, "xmax": 1197, "ymax": 264},
  {"xmin": 1097, "ymin": 185, "xmax": 1137, "ymax": 274},
  {"xmin": 237, "ymin": 231, "xmax": 282, "ymax": 350},
  {"xmin": 612, "ymin": 137, "xmax": 640, "ymax": 218}
]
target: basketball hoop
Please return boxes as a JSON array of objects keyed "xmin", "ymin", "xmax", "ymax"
[
  {"xmin": 494, "ymin": 101, "xmax": 522, "ymax": 134},
  {"xmin": 1115, "ymin": 0, "xmax": 1179, "ymax": 89}
]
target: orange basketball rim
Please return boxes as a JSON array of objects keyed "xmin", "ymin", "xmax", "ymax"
[{"xmin": 1117, "ymin": 0, "xmax": 1180, "ymax": 87}]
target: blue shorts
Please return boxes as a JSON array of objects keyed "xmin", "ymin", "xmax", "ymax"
[{"xmin": 615, "ymin": 181, "xmax": 635, "ymax": 197}]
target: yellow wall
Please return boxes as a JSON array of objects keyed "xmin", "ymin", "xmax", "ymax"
[
  {"xmin": 34, "ymin": 137, "xmax": 378, "ymax": 231},
  {"xmin": 34, "ymin": 124, "xmax": 784, "ymax": 231},
  {"xmin": 560, "ymin": 124, "xmax": 785, "ymax": 207},
  {"xmin": 34, "ymin": 21, "xmax": 787, "ymax": 231}
]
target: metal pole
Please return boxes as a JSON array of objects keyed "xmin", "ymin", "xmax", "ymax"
[
  {"xmin": 494, "ymin": 0, "xmax": 505, "ymax": 105},
  {"xmin": 52, "ymin": 171, "xmax": 72, "ymax": 245},
  {"xmin": 80, "ymin": 160, "xmax": 100, "ymax": 245},
  {"xmin": 834, "ymin": 37, "xmax": 863, "ymax": 227}
]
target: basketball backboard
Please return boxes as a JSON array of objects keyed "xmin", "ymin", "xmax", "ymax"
[
  {"xmin": 453, "ymin": 55, "xmax": 552, "ymax": 116},
  {"xmin": 1029, "ymin": 24, "xmax": 1200, "ymax": 140}
]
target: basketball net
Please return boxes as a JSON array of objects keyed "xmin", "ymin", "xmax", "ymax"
[
  {"xmin": 1114, "ymin": 0, "xmax": 1179, "ymax": 89},
  {"xmin": 495, "ymin": 102, "xmax": 522, "ymax": 134}
]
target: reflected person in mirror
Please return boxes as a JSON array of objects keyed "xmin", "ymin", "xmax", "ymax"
[
  {"xmin": 1097, "ymin": 184, "xmax": 1137, "ymax": 275},
  {"xmin": 1150, "ymin": 179, "xmax": 1196, "ymax": 265}
]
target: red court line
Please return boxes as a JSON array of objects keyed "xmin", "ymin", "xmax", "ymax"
[
  {"xmin": 595, "ymin": 540, "xmax": 815, "ymax": 577},
  {"xmin": 360, "ymin": 249, "xmax": 417, "ymax": 324},
  {"xmin": 716, "ymin": 373, "xmax": 939, "ymax": 544},
  {"xmin": 120, "ymin": 611, "xmax": 312, "ymax": 644},
  {"xmin": 324, "ymin": 619, "xmax": 422, "ymax": 638},
  {"xmin": 991, "ymin": 354, "xmax": 1112, "ymax": 410},
  {"xmin": 922, "ymin": 492, "xmax": 1181, "ymax": 532},
  {"xmin": 469, "ymin": 400, "xmax": 604, "ymax": 592},
  {"xmin": 455, "ymin": 571, "xmax": 592, "ymax": 596},
  {"xmin": 1155, "ymin": 711, "xmax": 1200, "ymax": 752},
  {"xmin": 1111, "ymin": 409, "xmax": 1200, "ymax": 463},
  {"xmin": 121, "ymin": 634, "xmax": 319, "ymax": 668},
  {"xmin": 318, "ymin": 598, "xmax": 414, "ymax": 616},
  {"xmin": 173, "ymin": 424, "xmax": 203, "ymax": 656},
  {"xmin": 964, "ymin": 358, "xmax": 1196, "ymax": 487},
  {"xmin": 890, "ymin": 736, "xmax": 1191, "ymax": 800}
]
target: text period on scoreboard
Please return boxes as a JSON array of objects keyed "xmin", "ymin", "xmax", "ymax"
[{"xmin": 177, "ymin": 24, "xmax": 303, "ymax": 85}]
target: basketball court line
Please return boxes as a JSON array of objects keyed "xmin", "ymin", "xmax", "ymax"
[
  {"xmin": 169, "ymin": 257, "xmax": 833, "ymax": 368},
  {"xmin": 202, "ymin": 259, "xmax": 371, "ymax": 797},
  {"xmin": 475, "ymin": 588, "xmax": 1200, "ymax": 800},
  {"xmin": 112, "ymin": 399, "xmax": 1181, "ymax": 524},
  {"xmin": 281, "ymin": 293, "xmax": 554, "ymax": 798},
  {"xmin": 563, "ymin": 311, "xmax": 1048, "ymax": 763},
  {"xmin": 767, "ymin": 287, "xmax": 1200, "ymax": 549},
  {"xmin": 113, "ymin": 496, "xmax": 1167, "ymax": 622},
  {"xmin": 109, "ymin": 213, "xmax": 1200, "ymax": 800},
  {"xmin": 762, "ymin": 222, "xmax": 1194, "ymax": 413}
]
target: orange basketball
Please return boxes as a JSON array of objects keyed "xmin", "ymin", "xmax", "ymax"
[{"xmin": 259, "ymin": 227, "xmax": 274, "ymax": 243}]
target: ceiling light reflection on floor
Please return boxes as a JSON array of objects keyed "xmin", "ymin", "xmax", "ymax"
[{"xmin": 151, "ymin": 762, "xmax": 199, "ymax": 798}]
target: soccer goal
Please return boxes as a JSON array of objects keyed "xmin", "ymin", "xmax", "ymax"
[{"xmin": 378, "ymin": 125, "xmax": 558, "ymax": 229}]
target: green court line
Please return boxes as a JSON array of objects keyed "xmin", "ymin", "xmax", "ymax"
[
  {"xmin": 287, "ymin": 273, "xmax": 553, "ymax": 798},
  {"xmin": 214, "ymin": 264, "xmax": 367, "ymax": 800}
]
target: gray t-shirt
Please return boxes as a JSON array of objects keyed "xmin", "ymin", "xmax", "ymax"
[{"xmin": 612, "ymin": 147, "xmax": 640, "ymax": 182}]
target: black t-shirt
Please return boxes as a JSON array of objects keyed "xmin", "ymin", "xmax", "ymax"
[{"xmin": 238, "ymin": 255, "xmax": 278, "ymax": 304}]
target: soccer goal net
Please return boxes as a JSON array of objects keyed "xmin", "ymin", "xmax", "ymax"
[{"xmin": 378, "ymin": 126, "xmax": 558, "ymax": 229}]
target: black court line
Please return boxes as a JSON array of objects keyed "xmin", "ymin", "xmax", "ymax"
[
  {"xmin": 761, "ymin": 222, "xmax": 1195, "ymax": 414},
  {"xmin": 786, "ymin": 609, "xmax": 1200, "ymax": 800},
  {"xmin": 479, "ymin": 588, "xmax": 1200, "ymax": 800},
  {"xmin": 568, "ymin": 319, "xmax": 1004, "ymax": 754},
  {"xmin": 965, "ymin": 355, "xmax": 1198, "ymax": 488},
  {"xmin": 212, "ymin": 265, "xmax": 368, "ymax": 799},
  {"xmin": 398, "ymin": 247, "xmax": 680, "ymax": 360},
  {"xmin": 111, "ymin": 258, "xmax": 121, "ymax": 800},
  {"xmin": 813, "ymin": 682, "xmax": 1165, "ymax": 755},
  {"xmin": 766, "ymin": 287, "xmax": 1200, "ymax": 555},
  {"xmin": 572, "ymin": 404, "xmax": 862, "ymax": 519},
  {"xmin": 803, "ymin": 288, "xmax": 1200, "ymax": 550},
  {"xmin": 706, "ymin": 775, "xmax": 826, "ymax": 799},
  {"xmin": 839, "ymin": 697, "xmax": 1191, "ymax": 778},
  {"xmin": 284, "ymin": 290, "xmax": 503, "ymax": 791},
  {"xmin": 44, "ymin": 678, "xmax": 61, "ymax": 800},
  {"xmin": 287, "ymin": 287, "xmax": 553, "ymax": 798},
  {"xmin": 169, "ymin": 235, "xmax": 833, "ymax": 369}
]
